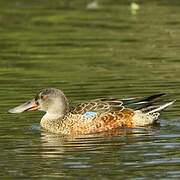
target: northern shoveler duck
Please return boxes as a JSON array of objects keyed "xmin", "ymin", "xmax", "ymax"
[{"xmin": 8, "ymin": 88, "xmax": 174, "ymax": 135}]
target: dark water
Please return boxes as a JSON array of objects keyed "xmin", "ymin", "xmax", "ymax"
[{"xmin": 0, "ymin": 0, "xmax": 180, "ymax": 179}]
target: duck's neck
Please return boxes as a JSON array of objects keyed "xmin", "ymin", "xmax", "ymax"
[
  {"xmin": 42, "ymin": 112, "xmax": 65, "ymax": 120},
  {"xmin": 42, "ymin": 93, "xmax": 69, "ymax": 120}
]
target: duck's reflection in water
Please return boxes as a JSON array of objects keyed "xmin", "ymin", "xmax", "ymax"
[{"xmin": 40, "ymin": 126, "xmax": 158, "ymax": 159}]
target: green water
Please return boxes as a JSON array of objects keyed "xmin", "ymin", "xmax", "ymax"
[{"xmin": 0, "ymin": 0, "xmax": 180, "ymax": 179}]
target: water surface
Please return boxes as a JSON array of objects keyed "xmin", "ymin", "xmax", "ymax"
[{"xmin": 0, "ymin": 0, "xmax": 180, "ymax": 179}]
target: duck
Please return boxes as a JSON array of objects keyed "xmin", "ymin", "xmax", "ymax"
[{"xmin": 8, "ymin": 88, "xmax": 175, "ymax": 135}]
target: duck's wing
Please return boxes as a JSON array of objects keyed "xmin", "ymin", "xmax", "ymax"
[
  {"xmin": 70, "ymin": 98, "xmax": 124, "ymax": 115},
  {"xmin": 70, "ymin": 93, "xmax": 166, "ymax": 115}
]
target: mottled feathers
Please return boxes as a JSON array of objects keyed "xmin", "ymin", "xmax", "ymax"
[{"xmin": 64, "ymin": 93, "xmax": 172, "ymax": 134}]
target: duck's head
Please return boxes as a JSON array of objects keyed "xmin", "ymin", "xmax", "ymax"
[{"xmin": 9, "ymin": 88, "xmax": 69, "ymax": 119}]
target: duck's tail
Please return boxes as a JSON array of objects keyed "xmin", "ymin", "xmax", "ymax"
[
  {"xmin": 132, "ymin": 100, "xmax": 175, "ymax": 127},
  {"xmin": 141, "ymin": 100, "xmax": 175, "ymax": 114}
]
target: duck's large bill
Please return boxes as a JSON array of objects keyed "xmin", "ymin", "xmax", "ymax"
[{"xmin": 8, "ymin": 99, "xmax": 39, "ymax": 113}]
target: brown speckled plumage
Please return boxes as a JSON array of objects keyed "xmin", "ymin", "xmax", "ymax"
[{"xmin": 41, "ymin": 108, "xmax": 134, "ymax": 135}]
